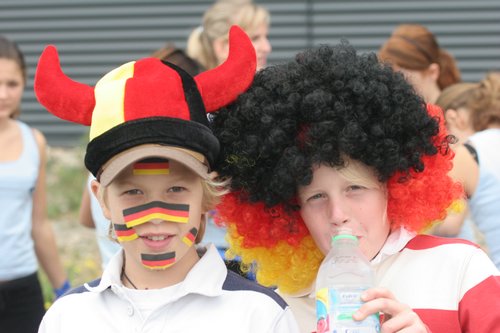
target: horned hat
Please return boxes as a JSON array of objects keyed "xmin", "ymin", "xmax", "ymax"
[{"xmin": 34, "ymin": 26, "xmax": 256, "ymax": 185}]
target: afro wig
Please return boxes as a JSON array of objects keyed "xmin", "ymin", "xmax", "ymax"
[{"xmin": 211, "ymin": 41, "xmax": 463, "ymax": 293}]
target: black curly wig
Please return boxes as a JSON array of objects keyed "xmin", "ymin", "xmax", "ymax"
[
  {"xmin": 212, "ymin": 41, "xmax": 438, "ymax": 208},
  {"xmin": 209, "ymin": 41, "xmax": 462, "ymax": 293}
]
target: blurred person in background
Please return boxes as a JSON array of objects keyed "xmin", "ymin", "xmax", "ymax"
[
  {"xmin": 378, "ymin": 24, "xmax": 480, "ymax": 242},
  {"xmin": 0, "ymin": 35, "xmax": 69, "ymax": 333},
  {"xmin": 78, "ymin": 43, "xmax": 203, "ymax": 270},
  {"xmin": 378, "ymin": 23, "xmax": 461, "ymax": 104},
  {"xmin": 434, "ymin": 75, "xmax": 500, "ymax": 269},
  {"xmin": 187, "ymin": 0, "xmax": 271, "ymax": 71}
]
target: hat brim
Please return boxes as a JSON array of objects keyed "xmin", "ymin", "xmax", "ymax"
[{"xmin": 99, "ymin": 144, "xmax": 209, "ymax": 186}]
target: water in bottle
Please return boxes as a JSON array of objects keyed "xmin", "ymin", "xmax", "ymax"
[{"xmin": 315, "ymin": 229, "xmax": 380, "ymax": 333}]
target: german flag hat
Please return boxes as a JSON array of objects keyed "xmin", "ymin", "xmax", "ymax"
[{"xmin": 34, "ymin": 26, "xmax": 255, "ymax": 185}]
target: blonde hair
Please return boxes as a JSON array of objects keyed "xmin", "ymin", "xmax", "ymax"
[
  {"xmin": 470, "ymin": 72, "xmax": 500, "ymax": 131},
  {"xmin": 436, "ymin": 73, "xmax": 500, "ymax": 131},
  {"xmin": 337, "ymin": 159, "xmax": 385, "ymax": 191},
  {"xmin": 435, "ymin": 82, "xmax": 479, "ymax": 111},
  {"xmin": 187, "ymin": 1, "xmax": 270, "ymax": 70}
]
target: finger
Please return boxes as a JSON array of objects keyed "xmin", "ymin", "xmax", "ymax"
[
  {"xmin": 361, "ymin": 287, "xmax": 396, "ymax": 302},
  {"xmin": 381, "ymin": 310, "xmax": 423, "ymax": 333},
  {"xmin": 353, "ymin": 297, "xmax": 391, "ymax": 321}
]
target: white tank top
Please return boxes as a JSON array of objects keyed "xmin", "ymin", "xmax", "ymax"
[{"xmin": 0, "ymin": 121, "xmax": 39, "ymax": 280}]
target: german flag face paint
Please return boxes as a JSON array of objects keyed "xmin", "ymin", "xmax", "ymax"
[
  {"xmin": 141, "ymin": 252, "xmax": 176, "ymax": 270},
  {"xmin": 182, "ymin": 227, "xmax": 198, "ymax": 247},
  {"xmin": 123, "ymin": 201, "xmax": 190, "ymax": 228},
  {"xmin": 133, "ymin": 158, "xmax": 169, "ymax": 176},
  {"xmin": 113, "ymin": 223, "xmax": 138, "ymax": 242}
]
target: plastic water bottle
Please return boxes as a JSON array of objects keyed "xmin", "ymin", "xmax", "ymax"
[{"xmin": 315, "ymin": 229, "xmax": 380, "ymax": 333}]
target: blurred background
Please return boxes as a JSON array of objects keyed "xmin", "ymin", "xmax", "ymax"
[{"xmin": 1, "ymin": 0, "xmax": 499, "ymax": 147}]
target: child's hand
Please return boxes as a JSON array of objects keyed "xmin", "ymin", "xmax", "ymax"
[{"xmin": 352, "ymin": 287, "xmax": 430, "ymax": 333}]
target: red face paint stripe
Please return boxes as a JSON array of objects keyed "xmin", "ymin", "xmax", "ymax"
[
  {"xmin": 133, "ymin": 161, "xmax": 170, "ymax": 175},
  {"xmin": 141, "ymin": 252, "xmax": 175, "ymax": 267},
  {"xmin": 113, "ymin": 224, "xmax": 138, "ymax": 241},
  {"xmin": 123, "ymin": 206, "xmax": 189, "ymax": 222},
  {"xmin": 126, "ymin": 213, "xmax": 188, "ymax": 228},
  {"xmin": 141, "ymin": 258, "xmax": 176, "ymax": 267},
  {"xmin": 133, "ymin": 162, "xmax": 169, "ymax": 170},
  {"xmin": 182, "ymin": 227, "xmax": 198, "ymax": 246},
  {"xmin": 115, "ymin": 228, "xmax": 136, "ymax": 237}
]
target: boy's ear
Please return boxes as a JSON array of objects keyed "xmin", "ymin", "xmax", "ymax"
[
  {"xmin": 427, "ymin": 63, "xmax": 440, "ymax": 82},
  {"xmin": 90, "ymin": 179, "xmax": 111, "ymax": 220},
  {"xmin": 207, "ymin": 171, "xmax": 219, "ymax": 181}
]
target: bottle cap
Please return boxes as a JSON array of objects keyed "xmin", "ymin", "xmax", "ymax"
[{"xmin": 332, "ymin": 234, "xmax": 357, "ymax": 242}]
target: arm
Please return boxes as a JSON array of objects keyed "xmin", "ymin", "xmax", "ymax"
[
  {"xmin": 79, "ymin": 182, "xmax": 96, "ymax": 229},
  {"xmin": 431, "ymin": 201, "xmax": 468, "ymax": 237},
  {"xmin": 30, "ymin": 129, "xmax": 68, "ymax": 292},
  {"xmin": 456, "ymin": 249, "xmax": 500, "ymax": 332}
]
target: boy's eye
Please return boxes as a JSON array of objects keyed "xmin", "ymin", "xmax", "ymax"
[
  {"xmin": 347, "ymin": 185, "xmax": 365, "ymax": 192},
  {"xmin": 307, "ymin": 193, "xmax": 325, "ymax": 201},
  {"xmin": 168, "ymin": 186, "xmax": 186, "ymax": 193},
  {"xmin": 124, "ymin": 189, "xmax": 142, "ymax": 195}
]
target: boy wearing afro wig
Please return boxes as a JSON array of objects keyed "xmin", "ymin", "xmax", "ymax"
[
  {"xmin": 34, "ymin": 26, "xmax": 300, "ymax": 333},
  {"xmin": 210, "ymin": 42, "xmax": 500, "ymax": 332}
]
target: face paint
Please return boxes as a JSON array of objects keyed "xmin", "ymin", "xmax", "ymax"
[
  {"xmin": 133, "ymin": 159, "xmax": 169, "ymax": 176},
  {"xmin": 123, "ymin": 201, "xmax": 190, "ymax": 228},
  {"xmin": 182, "ymin": 227, "xmax": 198, "ymax": 247},
  {"xmin": 113, "ymin": 223, "xmax": 138, "ymax": 242},
  {"xmin": 141, "ymin": 251, "xmax": 176, "ymax": 270}
]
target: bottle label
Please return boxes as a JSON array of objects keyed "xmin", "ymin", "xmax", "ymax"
[{"xmin": 316, "ymin": 287, "xmax": 380, "ymax": 333}]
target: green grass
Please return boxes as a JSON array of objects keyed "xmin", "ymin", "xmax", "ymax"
[{"xmin": 41, "ymin": 141, "xmax": 102, "ymax": 307}]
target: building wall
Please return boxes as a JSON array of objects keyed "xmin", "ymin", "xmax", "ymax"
[{"xmin": 1, "ymin": 0, "xmax": 499, "ymax": 146}]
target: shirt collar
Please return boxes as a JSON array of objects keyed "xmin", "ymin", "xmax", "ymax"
[
  {"xmin": 85, "ymin": 244, "xmax": 227, "ymax": 297},
  {"xmin": 371, "ymin": 227, "xmax": 416, "ymax": 265}
]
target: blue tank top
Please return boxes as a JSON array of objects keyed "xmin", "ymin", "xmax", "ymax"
[
  {"xmin": 469, "ymin": 166, "xmax": 500, "ymax": 270},
  {"xmin": 0, "ymin": 121, "xmax": 39, "ymax": 280}
]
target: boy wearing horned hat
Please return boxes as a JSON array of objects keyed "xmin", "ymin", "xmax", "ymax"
[{"xmin": 35, "ymin": 26, "xmax": 299, "ymax": 333}]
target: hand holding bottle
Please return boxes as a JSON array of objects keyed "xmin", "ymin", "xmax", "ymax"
[{"xmin": 353, "ymin": 287, "xmax": 430, "ymax": 333}]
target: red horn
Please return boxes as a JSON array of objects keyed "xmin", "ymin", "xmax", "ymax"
[
  {"xmin": 194, "ymin": 25, "xmax": 256, "ymax": 113},
  {"xmin": 34, "ymin": 45, "xmax": 95, "ymax": 125}
]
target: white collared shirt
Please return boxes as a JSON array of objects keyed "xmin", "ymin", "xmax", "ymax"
[{"xmin": 39, "ymin": 244, "xmax": 300, "ymax": 333}]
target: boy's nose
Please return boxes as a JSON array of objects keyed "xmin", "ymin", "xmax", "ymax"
[{"xmin": 329, "ymin": 200, "xmax": 350, "ymax": 226}]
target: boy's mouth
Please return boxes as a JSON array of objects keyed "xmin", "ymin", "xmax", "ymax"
[{"xmin": 139, "ymin": 233, "xmax": 174, "ymax": 250}]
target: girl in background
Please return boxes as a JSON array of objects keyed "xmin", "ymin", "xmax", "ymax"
[
  {"xmin": 379, "ymin": 23, "xmax": 461, "ymax": 104},
  {"xmin": 187, "ymin": 0, "xmax": 271, "ymax": 71},
  {"xmin": 434, "ymin": 75, "xmax": 500, "ymax": 269},
  {"xmin": 0, "ymin": 35, "xmax": 68, "ymax": 333}
]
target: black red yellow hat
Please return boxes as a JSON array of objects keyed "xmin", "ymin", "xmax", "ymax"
[{"xmin": 34, "ymin": 26, "xmax": 256, "ymax": 185}]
